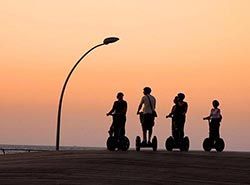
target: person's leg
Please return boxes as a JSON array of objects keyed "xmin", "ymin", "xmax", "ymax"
[
  {"xmin": 143, "ymin": 129, "xmax": 147, "ymax": 142},
  {"xmin": 148, "ymin": 115, "xmax": 155, "ymax": 143},
  {"xmin": 113, "ymin": 116, "xmax": 120, "ymax": 139},
  {"xmin": 210, "ymin": 120, "xmax": 219, "ymax": 140},
  {"xmin": 174, "ymin": 118, "xmax": 184, "ymax": 141},
  {"xmin": 142, "ymin": 114, "xmax": 149, "ymax": 143},
  {"xmin": 215, "ymin": 122, "xmax": 220, "ymax": 139},
  {"xmin": 180, "ymin": 116, "xmax": 185, "ymax": 138},
  {"xmin": 120, "ymin": 116, "xmax": 126, "ymax": 137},
  {"xmin": 173, "ymin": 119, "xmax": 179, "ymax": 140},
  {"xmin": 148, "ymin": 128, "xmax": 152, "ymax": 143},
  {"xmin": 209, "ymin": 121, "xmax": 213, "ymax": 139}
]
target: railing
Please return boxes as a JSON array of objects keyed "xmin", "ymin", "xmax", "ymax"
[{"xmin": 0, "ymin": 148, "xmax": 50, "ymax": 155}]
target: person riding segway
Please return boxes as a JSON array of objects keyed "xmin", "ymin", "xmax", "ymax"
[
  {"xmin": 203, "ymin": 100, "xmax": 225, "ymax": 152},
  {"xmin": 106, "ymin": 92, "xmax": 130, "ymax": 151},
  {"xmin": 136, "ymin": 87, "xmax": 158, "ymax": 151},
  {"xmin": 165, "ymin": 93, "xmax": 190, "ymax": 151}
]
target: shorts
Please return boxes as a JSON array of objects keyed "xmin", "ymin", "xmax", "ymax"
[
  {"xmin": 209, "ymin": 118, "xmax": 221, "ymax": 139},
  {"xmin": 141, "ymin": 113, "xmax": 155, "ymax": 131}
]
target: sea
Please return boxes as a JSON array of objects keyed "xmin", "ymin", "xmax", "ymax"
[{"xmin": 0, "ymin": 144, "xmax": 104, "ymax": 154}]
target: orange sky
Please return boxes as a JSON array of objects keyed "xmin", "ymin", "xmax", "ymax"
[{"xmin": 1, "ymin": 1, "xmax": 250, "ymax": 150}]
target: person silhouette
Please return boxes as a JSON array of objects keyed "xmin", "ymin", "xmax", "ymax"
[
  {"xmin": 166, "ymin": 96, "xmax": 179, "ymax": 137},
  {"xmin": 106, "ymin": 92, "xmax": 127, "ymax": 138},
  {"xmin": 203, "ymin": 100, "xmax": 222, "ymax": 139},
  {"xmin": 174, "ymin": 93, "xmax": 188, "ymax": 139},
  {"xmin": 137, "ymin": 87, "xmax": 157, "ymax": 145}
]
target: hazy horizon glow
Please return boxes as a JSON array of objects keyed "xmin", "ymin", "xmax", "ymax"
[{"xmin": 1, "ymin": 1, "xmax": 250, "ymax": 150}]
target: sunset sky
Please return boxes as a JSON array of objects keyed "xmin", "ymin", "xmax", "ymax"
[{"xmin": 1, "ymin": 0, "xmax": 250, "ymax": 150}]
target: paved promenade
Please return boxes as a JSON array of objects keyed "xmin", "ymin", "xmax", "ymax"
[{"xmin": 0, "ymin": 150, "xmax": 250, "ymax": 185}]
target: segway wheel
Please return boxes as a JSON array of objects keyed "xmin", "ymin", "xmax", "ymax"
[
  {"xmin": 215, "ymin": 138, "xmax": 225, "ymax": 152},
  {"xmin": 106, "ymin": 136, "xmax": 116, "ymax": 151},
  {"xmin": 119, "ymin": 136, "xmax": 130, "ymax": 151},
  {"xmin": 152, "ymin": 136, "xmax": 157, "ymax": 151},
  {"xmin": 165, "ymin": 136, "xmax": 174, "ymax": 151},
  {"xmin": 203, "ymin": 138, "xmax": 212, "ymax": 152},
  {"xmin": 136, "ymin": 136, "xmax": 141, "ymax": 152},
  {"xmin": 180, "ymin": 136, "xmax": 190, "ymax": 152}
]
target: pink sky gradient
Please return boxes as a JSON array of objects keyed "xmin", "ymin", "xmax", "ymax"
[{"xmin": 0, "ymin": 1, "xmax": 250, "ymax": 150}]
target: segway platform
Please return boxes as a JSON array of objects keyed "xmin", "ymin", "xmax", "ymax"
[
  {"xmin": 135, "ymin": 136, "xmax": 157, "ymax": 151},
  {"xmin": 203, "ymin": 137, "xmax": 225, "ymax": 152},
  {"xmin": 165, "ymin": 136, "xmax": 190, "ymax": 151},
  {"xmin": 202, "ymin": 120, "xmax": 225, "ymax": 152}
]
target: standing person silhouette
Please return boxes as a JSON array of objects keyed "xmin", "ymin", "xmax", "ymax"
[
  {"xmin": 175, "ymin": 93, "xmax": 188, "ymax": 139},
  {"xmin": 203, "ymin": 100, "xmax": 222, "ymax": 139},
  {"xmin": 106, "ymin": 92, "xmax": 127, "ymax": 139},
  {"xmin": 137, "ymin": 87, "xmax": 157, "ymax": 145}
]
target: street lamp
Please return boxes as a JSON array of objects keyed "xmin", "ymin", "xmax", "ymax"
[{"xmin": 56, "ymin": 37, "xmax": 119, "ymax": 151}]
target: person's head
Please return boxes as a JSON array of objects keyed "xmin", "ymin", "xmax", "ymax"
[
  {"xmin": 173, "ymin": 96, "xmax": 179, "ymax": 104},
  {"xmin": 177, "ymin": 93, "xmax": 185, "ymax": 101},
  {"xmin": 117, "ymin": 92, "xmax": 124, "ymax": 100},
  {"xmin": 143, "ymin": 87, "xmax": 151, "ymax": 95},
  {"xmin": 212, "ymin": 100, "xmax": 220, "ymax": 108}
]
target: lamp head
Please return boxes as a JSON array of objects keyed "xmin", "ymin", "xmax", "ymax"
[{"xmin": 103, "ymin": 37, "xmax": 119, "ymax": 45}]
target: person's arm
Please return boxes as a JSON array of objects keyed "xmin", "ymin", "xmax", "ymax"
[
  {"xmin": 183, "ymin": 102, "xmax": 188, "ymax": 115},
  {"xmin": 121, "ymin": 101, "xmax": 127, "ymax": 115},
  {"xmin": 107, "ymin": 102, "xmax": 116, "ymax": 116},
  {"xmin": 218, "ymin": 109, "xmax": 223, "ymax": 121},
  {"xmin": 203, "ymin": 116, "xmax": 210, "ymax": 120},
  {"xmin": 203, "ymin": 109, "xmax": 212, "ymax": 120},
  {"xmin": 166, "ymin": 106, "xmax": 175, "ymax": 118},
  {"xmin": 137, "ymin": 98, "xmax": 144, "ymax": 115},
  {"xmin": 153, "ymin": 97, "xmax": 156, "ymax": 110}
]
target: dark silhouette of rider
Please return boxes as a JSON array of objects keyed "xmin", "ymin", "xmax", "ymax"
[
  {"xmin": 174, "ymin": 93, "xmax": 188, "ymax": 139},
  {"xmin": 166, "ymin": 96, "xmax": 179, "ymax": 137},
  {"xmin": 137, "ymin": 87, "xmax": 157, "ymax": 145},
  {"xmin": 107, "ymin": 92, "xmax": 127, "ymax": 138},
  {"xmin": 203, "ymin": 100, "xmax": 222, "ymax": 139}
]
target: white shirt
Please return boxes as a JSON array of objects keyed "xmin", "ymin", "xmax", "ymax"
[
  {"xmin": 210, "ymin": 108, "xmax": 221, "ymax": 119},
  {"xmin": 140, "ymin": 95, "xmax": 156, "ymax": 114}
]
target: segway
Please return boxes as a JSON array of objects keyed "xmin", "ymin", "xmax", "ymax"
[
  {"xmin": 165, "ymin": 118, "xmax": 190, "ymax": 151},
  {"xmin": 106, "ymin": 114, "xmax": 130, "ymax": 151},
  {"xmin": 135, "ymin": 112, "xmax": 157, "ymax": 151},
  {"xmin": 106, "ymin": 135, "xmax": 130, "ymax": 151},
  {"xmin": 202, "ymin": 120, "xmax": 225, "ymax": 152},
  {"xmin": 135, "ymin": 135, "xmax": 158, "ymax": 151}
]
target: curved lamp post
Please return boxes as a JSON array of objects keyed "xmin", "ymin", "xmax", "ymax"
[{"xmin": 56, "ymin": 37, "xmax": 119, "ymax": 151}]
